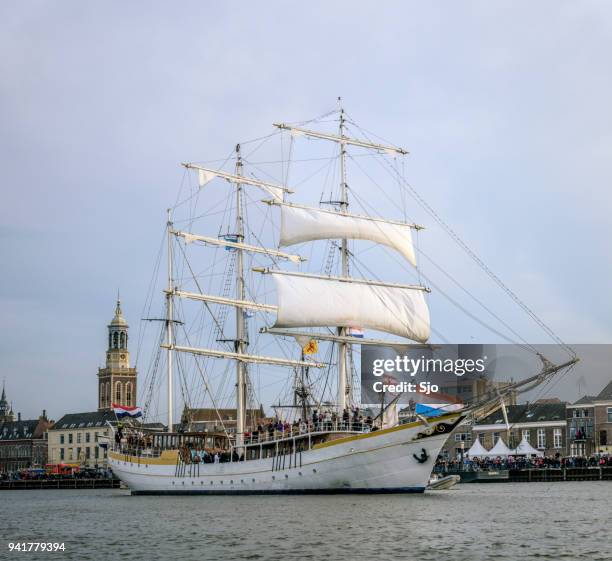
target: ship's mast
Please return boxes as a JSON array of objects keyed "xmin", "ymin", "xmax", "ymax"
[
  {"xmin": 338, "ymin": 102, "xmax": 349, "ymax": 414},
  {"xmin": 235, "ymin": 144, "xmax": 247, "ymax": 447},
  {"xmin": 166, "ymin": 208, "xmax": 174, "ymax": 432}
]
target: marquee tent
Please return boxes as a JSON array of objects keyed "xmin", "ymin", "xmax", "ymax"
[
  {"xmin": 512, "ymin": 437, "xmax": 544, "ymax": 457},
  {"xmin": 488, "ymin": 437, "xmax": 513, "ymax": 457},
  {"xmin": 466, "ymin": 437, "xmax": 490, "ymax": 458}
]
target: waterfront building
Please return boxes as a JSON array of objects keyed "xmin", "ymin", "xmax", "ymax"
[
  {"xmin": 181, "ymin": 406, "xmax": 267, "ymax": 433},
  {"xmin": 430, "ymin": 380, "xmax": 518, "ymax": 460},
  {"xmin": 47, "ymin": 410, "xmax": 115, "ymax": 468},
  {"xmin": 47, "ymin": 298, "xmax": 140, "ymax": 468},
  {"xmin": 472, "ymin": 402, "xmax": 567, "ymax": 457},
  {"xmin": 98, "ymin": 299, "xmax": 137, "ymax": 411},
  {"xmin": 0, "ymin": 402, "xmax": 54, "ymax": 473},
  {"xmin": 567, "ymin": 379, "xmax": 612, "ymax": 456}
]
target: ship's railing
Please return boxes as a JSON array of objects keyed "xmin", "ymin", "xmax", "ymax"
[
  {"xmin": 109, "ymin": 420, "xmax": 375, "ymax": 461},
  {"xmin": 241, "ymin": 420, "xmax": 372, "ymax": 448},
  {"xmin": 110, "ymin": 444, "xmax": 165, "ymax": 459}
]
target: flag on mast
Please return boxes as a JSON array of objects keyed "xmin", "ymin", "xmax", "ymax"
[
  {"xmin": 112, "ymin": 404, "xmax": 143, "ymax": 419},
  {"xmin": 302, "ymin": 339, "xmax": 318, "ymax": 355}
]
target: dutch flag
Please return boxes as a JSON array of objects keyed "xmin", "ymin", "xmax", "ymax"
[
  {"xmin": 112, "ymin": 404, "xmax": 143, "ymax": 419},
  {"xmin": 348, "ymin": 327, "xmax": 364, "ymax": 338}
]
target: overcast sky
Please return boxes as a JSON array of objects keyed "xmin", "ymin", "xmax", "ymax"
[{"xmin": 1, "ymin": 1, "xmax": 611, "ymax": 420}]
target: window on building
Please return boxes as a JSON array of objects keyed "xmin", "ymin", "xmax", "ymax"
[
  {"xmin": 95, "ymin": 446, "xmax": 99, "ymax": 459},
  {"xmin": 608, "ymin": 408, "xmax": 612, "ymax": 423},
  {"xmin": 120, "ymin": 332, "xmax": 126, "ymax": 349},
  {"xmin": 553, "ymin": 428, "xmax": 562, "ymax": 448},
  {"xmin": 493, "ymin": 432, "xmax": 500, "ymax": 444},
  {"xmin": 115, "ymin": 382, "xmax": 121, "ymax": 403},
  {"xmin": 113, "ymin": 331, "xmax": 119, "ymax": 348},
  {"xmin": 126, "ymin": 382, "xmax": 132, "ymax": 406},
  {"xmin": 77, "ymin": 433, "xmax": 81, "ymax": 444},
  {"xmin": 60, "ymin": 448, "xmax": 64, "ymax": 461},
  {"xmin": 522, "ymin": 429, "xmax": 530, "ymax": 443},
  {"xmin": 86, "ymin": 447, "xmax": 91, "ymax": 459},
  {"xmin": 60, "ymin": 434, "xmax": 64, "ymax": 444},
  {"xmin": 600, "ymin": 430, "xmax": 608, "ymax": 447},
  {"xmin": 537, "ymin": 428, "xmax": 546, "ymax": 449},
  {"xmin": 86, "ymin": 432, "xmax": 90, "ymax": 443},
  {"xmin": 68, "ymin": 434, "xmax": 73, "ymax": 444}
]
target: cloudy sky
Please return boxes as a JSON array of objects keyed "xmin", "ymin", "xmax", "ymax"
[{"xmin": 1, "ymin": 1, "xmax": 611, "ymax": 420}]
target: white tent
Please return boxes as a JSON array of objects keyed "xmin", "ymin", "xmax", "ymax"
[
  {"xmin": 513, "ymin": 437, "xmax": 544, "ymax": 457},
  {"xmin": 466, "ymin": 437, "xmax": 490, "ymax": 458},
  {"xmin": 488, "ymin": 437, "xmax": 513, "ymax": 457}
]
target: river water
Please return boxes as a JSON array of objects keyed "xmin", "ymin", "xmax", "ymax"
[{"xmin": 1, "ymin": 482, "xmax": 610, "ymax": 561}]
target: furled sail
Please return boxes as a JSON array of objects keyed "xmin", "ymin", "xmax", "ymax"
[
  {"xmin": 279, "ymin": 204, "xmax": 418, "ymax": 266},
  {"xmin": 183, "ymin": 163, "xmax": 287, "ymax": 201},
  {"xmin": 271, "ymin": 273, "xmax": 430, "ymax": 343}
]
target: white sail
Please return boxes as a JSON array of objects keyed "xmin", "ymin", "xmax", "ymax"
[
  {"xmin": 183, "ymin": 163, "xmax": 287, "ymax": 201},
  {"xmin": 279, "ymin": 204, "xmax": 418, "ymax": 266},
  {"xmin": 272, "ymin": 273, "xmax": 430, "ymax": 342}
]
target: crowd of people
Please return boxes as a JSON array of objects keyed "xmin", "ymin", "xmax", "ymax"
[
  {"xmin": 245, "ymin": 408, "xmax": 375, "ymax": 444},
  {"xmin": 435, "ymin": 454, "xmax": 612, "ymax": 472}
]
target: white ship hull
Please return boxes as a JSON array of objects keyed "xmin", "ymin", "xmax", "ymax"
[{"xmin": 109, "ymin": 415, "xmax": 461, "ymax": 495}]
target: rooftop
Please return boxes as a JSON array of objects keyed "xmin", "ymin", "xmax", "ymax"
[
  {"xmin": 0, "ymin": 418, "xmax": 52, "ymax": 441},
  {"xmin": 475, "ymin": 402, "xmax": 567, "ymax": 425},
  {"xmin": 51, "ymin": 410, "xmax": 116, "ymax": 430}
]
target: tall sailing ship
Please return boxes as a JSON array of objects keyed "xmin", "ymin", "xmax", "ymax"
[{"xmin": 108, "ymin": 105, "xmax": 577, "ymax": 494}]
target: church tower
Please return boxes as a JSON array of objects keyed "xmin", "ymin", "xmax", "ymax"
[
  {"xmin": 97, "ymin": 299, "xmax": 138, "ymax": 411},
  {"xmin": 0, "ymin": 381, "xmax": 15, "ymax": 422}
]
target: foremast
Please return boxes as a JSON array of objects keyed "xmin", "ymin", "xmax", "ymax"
[
  {"xmin": 337, "ymin": 105, "xmax": 349, "ymax": 413},
  {"xmin": 234, "ymin": 144, "xmax": 247, "ymax": 448},
  {"xmin": 273, "ymin": 106, "xmax": 411, "ymax": 416}
]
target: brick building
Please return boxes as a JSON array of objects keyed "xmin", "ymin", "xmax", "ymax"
[
  {"xmin": 472, "ymin": 402, "xmax": 567, "ymax": 457},
  {"xmin": 567, "ymin": 380, "xmax": 612, "ymax": 456},
  {"xmin": 0, "ymin": 410, "xmax": 54, "ymax": 473}
]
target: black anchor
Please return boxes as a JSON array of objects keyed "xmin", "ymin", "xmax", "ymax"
[{"xmin": 413, "ymin": 448, "xmax": 429, "ymax": 463}]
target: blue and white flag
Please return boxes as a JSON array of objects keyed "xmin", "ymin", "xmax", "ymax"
[{"xmin": 415, "ymin": 403, "xmax": 464, "ymax": 418}]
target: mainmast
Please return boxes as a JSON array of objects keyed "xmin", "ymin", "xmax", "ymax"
[
  {"xmin": 166, "ymin": 209, "xmax": 174, "ymax": 432},
  {"xmin": 337, "ymin": 102, "xmax": 349, "ymax": 414},
  {"xmin": 234, "ymin": 144, "xmax": 247, "ymax": 447}
]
